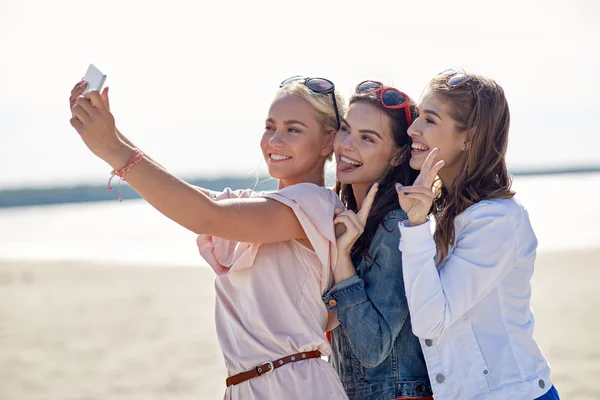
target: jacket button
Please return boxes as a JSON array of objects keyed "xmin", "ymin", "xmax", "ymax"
[
  {"xmin": 425, "ymin": 339, "xmax": 433, "ymax": 347},
  {"xmin": 483, "ymin": 370, "xmax": 489, "ymax": 375},
  {"xmin": 435, "ymin": 374, "xmax": 445, "ymax": 383},
  {"xmin": 539, "ymin": 379, "xmax": 545, "ymax": 389},
  {"xmin": 328, "ymin": 299, "xmax": 337, "ymax": 307}
]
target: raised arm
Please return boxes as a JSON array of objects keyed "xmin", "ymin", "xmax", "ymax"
[
  {"xmin": 398, "ymin": 203, "xmax": 520, "ymax": 339},
  {"xmin": 72, "ymin": 84, "xmax": 213, "ymax": 198},
  {"xmin": 116, "ymin": 127, "xmax": 211, "ymax": 198},
  {"xmin": 324, "ymin": 215, "xmax": 412, "ymax": 367},
  {"xmin": 393, "ymin": 148, "xmax": 522, "ymax": 339},
  {"xmin": 323, "ymin": 185, "xmax": 411, "ymax": 367},
  {"xmin": 69, "ymin": 88, "xmax": 305, "ymax": 244}
]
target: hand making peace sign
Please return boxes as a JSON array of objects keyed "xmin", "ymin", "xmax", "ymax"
[
  {"xmin": 396, "ymin": 148, "xmax": 446, "ymax": 226},
  {"xmin": 334, "ymin": 182, "xmax": 379, "ymax": 255}
]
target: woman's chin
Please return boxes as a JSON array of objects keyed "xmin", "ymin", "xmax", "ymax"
[
  {"xmin": 335, "ymin": 175, "xmax": 361, "ymax": 185},
  {"xmin": 409, "ymin": 158, "xmax": 423, "ymax": 171},
  {"xmin": 266, "ymin": 166, "xmax": 289, "ymax": 180}
]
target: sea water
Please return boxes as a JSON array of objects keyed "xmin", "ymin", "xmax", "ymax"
[{"xmin": 0, "ymin": 173, "xmax": 598, "ymax": 267}]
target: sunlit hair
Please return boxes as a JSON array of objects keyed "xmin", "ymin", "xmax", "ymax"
[
  {"xmin": 428, "ymin": 70, "xmax": 515, "ymax": 262},
  {"xmin": 334, "ymin": 86, "xmax": 419, "ymax": 260},
  {"xmin": 276, "ymin": 81, "xmax": 346, "ymax": 135}
]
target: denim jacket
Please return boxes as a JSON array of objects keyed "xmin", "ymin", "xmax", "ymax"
[{"xmin": 323, "ymin": 209, "xmax": 432, "ymax": 400}]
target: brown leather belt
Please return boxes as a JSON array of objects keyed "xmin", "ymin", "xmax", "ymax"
[{"xmin": 226, "ymin": 350, "xmax": 321, "ymax": 387}]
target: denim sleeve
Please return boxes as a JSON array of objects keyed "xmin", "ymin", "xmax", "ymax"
[{"xmin": 322, "ymin": 216, "xmax": 410, "ymax": 368}]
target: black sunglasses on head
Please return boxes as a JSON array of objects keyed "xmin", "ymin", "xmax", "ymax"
[{"xmin": 280, "ymin": 76, "xmax": 341, "ymax": 130}]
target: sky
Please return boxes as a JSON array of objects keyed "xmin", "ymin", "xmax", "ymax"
[{"xmin": 0, "ymin": 0, "xmax": 598, "ymax": 189}]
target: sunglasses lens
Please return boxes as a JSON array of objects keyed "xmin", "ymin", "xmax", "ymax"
[
  {"xmin": 381, "ymin": 90, "xmax": 407, "ymax": 107},
  {"xmin": 447, "ymin": 74, "xmax": 471, "ymax": 88},
  {"xmin": 306, "ymin": 78, "xmax": 334, "ymax": 93},
  {"xmin": 357, "ymin": 81, "xmax": 381, "ymax": 93}
]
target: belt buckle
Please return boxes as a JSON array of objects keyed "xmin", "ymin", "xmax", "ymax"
[{"xmin": 256, "ymin": 361, "xmax": 274, "ymax": 376}]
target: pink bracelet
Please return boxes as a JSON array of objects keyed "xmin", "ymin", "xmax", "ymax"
[{"xmin": 108, "ymin": 148, "xmax": 144, "ymax": 201}]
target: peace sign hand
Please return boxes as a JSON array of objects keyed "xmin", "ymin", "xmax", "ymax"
[
  {"xmin": 334, "ymin": 182, "xmax": 378, "ymax": 254},
  {"xmin": 396, "ymin": 148, "xmax": 445, "ymax": 226}
]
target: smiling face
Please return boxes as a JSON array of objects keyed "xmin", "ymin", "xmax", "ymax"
[
  {"xmin": 261, "ymin": 93, "xmax": 333, "ymax": 188},
  {"xmin": 408, "ymin": 92, "xmax": 468, "ymax": 185},
  {"xmin": 334, "ymin": 101, "xmax": 400, "ymax": 190}
]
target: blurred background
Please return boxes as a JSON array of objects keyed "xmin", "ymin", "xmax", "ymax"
[{"xmin": 1, "ymin": 0, "xmax": 599, "ymax": 399}]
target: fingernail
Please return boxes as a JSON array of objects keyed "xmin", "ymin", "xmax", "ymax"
[
  {"xmin": 435, "ymin": 147, "xmax": 440, "ymax": 152},
  {"xmin": 395, "ymin": 184, "xmax": 402, "ymax": 191}
]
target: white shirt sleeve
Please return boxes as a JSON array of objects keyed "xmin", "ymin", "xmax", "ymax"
[{"xmin": 398, "ymin": 202, "xmax": 519, "ymax": 339}]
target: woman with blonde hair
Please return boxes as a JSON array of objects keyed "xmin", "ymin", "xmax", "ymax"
[{"xmin": 68, "ymin": 75, "xmax": 349, "ymax": 399}]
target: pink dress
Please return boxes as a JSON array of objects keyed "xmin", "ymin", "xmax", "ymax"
[{"xmin": 197, "ymin": 183, "xmax": 348, "ymax": 400}]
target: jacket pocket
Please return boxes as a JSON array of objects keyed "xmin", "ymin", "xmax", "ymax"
[
  {"xmin": 331, "ymin": 327, "xmax": 366, "ymax": 387},
  {"xmin": 450, "ymin": 318, "xmax": 491, "ymax": 398},
  {"xmin": 350, "ymin": 344, "xmax": 367, "ymax": 383}
]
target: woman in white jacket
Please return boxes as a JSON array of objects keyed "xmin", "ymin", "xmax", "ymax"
[{"xmin": 395, "ymin": 70, "xmax": 559, "ymax": 400}]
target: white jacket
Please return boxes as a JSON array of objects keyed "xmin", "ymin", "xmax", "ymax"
[{"xmin": 399, "ymin": 198, "xmax": 552, "ymax": 400}]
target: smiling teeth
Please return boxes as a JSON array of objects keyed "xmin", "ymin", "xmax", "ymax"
[
  {"xmin": 340, "ymin": 156, "xmax": 362, "ymax": 166},
  {"xmin": 412, "ymin": 143, "xmax": 429, "ymax": 151},
  {"xmin": 270, "ymin": 154, "xmax": 291, "ymax": 161}
]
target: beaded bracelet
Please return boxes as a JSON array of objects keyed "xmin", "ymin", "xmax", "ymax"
[{"xmin": 107, "ymin": 147, "xmax": 144, "ymax": 201}]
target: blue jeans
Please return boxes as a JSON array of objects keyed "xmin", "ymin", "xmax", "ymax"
[{"xmin": 535, "ymin": 385, "xmax": 560, "ymax": 400}]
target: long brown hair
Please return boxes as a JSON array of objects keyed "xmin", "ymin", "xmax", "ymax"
[
  {"xmin": 334, "ymin": 88, "xmax": 419, "ymax": 261},
  {"xmin": 429, "ymin": 72, "xmax": 514, "ymax": 262}
]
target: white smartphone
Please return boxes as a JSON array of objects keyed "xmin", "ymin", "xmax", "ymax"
[{"xmin": 82, "ymin": 64, "xmax": 106, "ymax": 94}]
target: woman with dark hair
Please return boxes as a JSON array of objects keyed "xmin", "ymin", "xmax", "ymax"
[
  {"xmin": 323, "ymin": 81, "xmax": 433, "ymax": 400},
  {"xmin": 396, "ymin": 70, "xmax": 559, "ymax": 400}
]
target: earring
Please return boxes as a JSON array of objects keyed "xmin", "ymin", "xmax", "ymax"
[{"xmin": 461, "ymin": 142, "xmax": 467, "ymax": 151}]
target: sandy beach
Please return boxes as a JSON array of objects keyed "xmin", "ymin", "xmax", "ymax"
[{"xmin": 1, "ymin": 248, "xmax": 599, "ymax": 400}]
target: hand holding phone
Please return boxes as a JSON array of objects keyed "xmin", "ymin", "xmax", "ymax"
[{"xmin": 82, "ymin": 64, "xmax": 106, "ymax": 94}]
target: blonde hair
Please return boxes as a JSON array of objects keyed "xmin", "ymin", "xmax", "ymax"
[{"xmin": 276, "ymin": 81, "xmax": 346, "ymax": 135}]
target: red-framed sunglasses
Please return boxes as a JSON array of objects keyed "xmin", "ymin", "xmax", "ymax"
[{"xmin": 355, "ymin": 80, "xmax": 412, "ymax": 125}]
